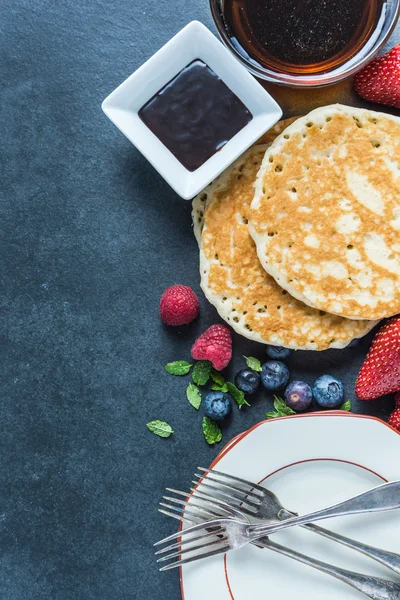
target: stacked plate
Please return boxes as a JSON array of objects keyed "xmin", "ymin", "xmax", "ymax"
[
  {"xmin": 192, "ymin": 104, "xmax": 400, "ymax": 351},
  {"xmin": 180, "ymin": 413, "xmax": 400, "ymax": 600}
]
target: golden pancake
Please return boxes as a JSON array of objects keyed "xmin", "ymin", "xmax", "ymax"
[
  {"xmin": 250, "ymin": 104, "xmax": 400, "ymax": 320},
  {"xmin": 193, "ymin": 119, "xmax": 377, "ymax": 350}
]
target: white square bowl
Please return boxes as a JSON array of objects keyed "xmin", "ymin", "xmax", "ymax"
[{"xmin": 102, "ymin": 21, "xmax": 282, "ymax": 200}]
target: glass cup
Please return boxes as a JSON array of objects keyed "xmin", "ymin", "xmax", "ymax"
[{"xmin": 210, "ymin": 0, "xmax": 400, "ymax": 87}]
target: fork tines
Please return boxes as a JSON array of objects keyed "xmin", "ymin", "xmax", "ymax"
[
  {"xmin": 197, "ymin": 467, "xmax": 264, "ymax": 493},
  {"xmin": 192, "ymin": 467, "xmax": 263, "ymax": 515},
  {"xmin": 154, "ymin": 519, "xmax": 230, "ymax": 571},
  {"xmin": 159, "ymin": 487, "xmax": 236, "ymax": 523},
  {"xmin": 155, "ymin": 467, "xmax": 265, "ymax": 571}
]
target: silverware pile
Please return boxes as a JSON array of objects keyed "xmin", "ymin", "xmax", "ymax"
[{"xmin": 155, "ymin": 468, "xmax": 400, "ymax": 600}]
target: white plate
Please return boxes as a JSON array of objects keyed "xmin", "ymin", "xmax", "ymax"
[
  {"xmin": 102, "ymin": 21, "xmax": 282, "ymax": 200},
  {"xmin": 180, "ymin": 413, "xmax": 400, "ymax": 600}
]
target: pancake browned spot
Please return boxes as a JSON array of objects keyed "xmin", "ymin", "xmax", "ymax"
[
  {"xmin": 192, "ymin": 118, "xmax": 377, "ymax": 350},
  {"xmin": 250, "ymin": 104, "xmax": 400, "ymax": 320}
]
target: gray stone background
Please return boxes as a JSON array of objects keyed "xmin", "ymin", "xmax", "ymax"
[{"xmin": 1, "ymin": 1, "xmax": 399, "ymax": 599}]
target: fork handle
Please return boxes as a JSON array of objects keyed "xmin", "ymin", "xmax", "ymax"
[
  {"xmin": 252, "ymin": 481, "xmax": 400, "ymax": 537},
  {"xmin": 257, "ymin": 536, "xmax": 400, "ymax": 600},
  {"xmin": 279, "ymin": 508, "xmax": 400, "ymax": 576}
]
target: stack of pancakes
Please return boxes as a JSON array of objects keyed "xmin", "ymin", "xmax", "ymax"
[{"xmin": 192, "ymin": 104, "xmax": 400, "ymax": 350}]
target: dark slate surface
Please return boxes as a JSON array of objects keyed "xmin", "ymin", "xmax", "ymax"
[{"xmin": 1, "ymin": 1, "xmax": 399, "ymax": 599}]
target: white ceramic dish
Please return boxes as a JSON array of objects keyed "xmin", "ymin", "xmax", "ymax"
[
  {"xmin": 101, "ymin": 21, "xmax": 282, "ymax": 199},
  {"xmin": 179, "ymin": 413, "xmax": 400, "ymax": 600}
]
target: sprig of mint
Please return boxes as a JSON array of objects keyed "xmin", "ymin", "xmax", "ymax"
[
  {"xmin": 340, "ymin": 400, "xmax": 351, "ymax": 412},
  {"xmin": 227, "ymin": 381, "xmax": 250, "ymax": 408},
  {"xmin": 243, "ymin": 356, "xmax": 262, "ymax": 372},
  {"xmin": 266, "ymin": 395, "xmax": 296, "ymax": 419},
  {"xmin": 165, "ymin": 361, "xmax": 192, "ymax": 376},
  {"xmin": 211, "ymin": 370, "xmax": 225, "ymax": 386},
  {"xmin": 202, "ymin": 416, "xmax": 222, "ymax": 445},
  {"xmin": 192, "ymin": 360, "xmax": 212, "ymax": 386},
  {"xmin": 210, "ymin": 371, "xmax": 228, "ymax": 392},
  {"xmin": 211, "ymin": 382, "xmax": 229, "ymax": 392},
  {"xmin": 147, "ymin": 420, "xmax": 174, "ymax": 438},
  {"xmin": 186, "ymin": 383, "xmax": 202, "ymax": 410}
]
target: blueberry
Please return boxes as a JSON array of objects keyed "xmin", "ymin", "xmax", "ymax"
[
  {"xmin": 204, "ymin": 392, "xmax": 232, "ymax": 421},
  {"xmin": 313, "ymin": 374, "xmax": 344, "ymax": 408},
  {"xmin": 235, "ymin": 369, "xmax": 260, "ymax": 394},
  {"xmin": 266, "ymin": 346, "xmax": 293, "ymax": 360},
  {"xmin": 284, "ymin": 381, "xmax": 312, "ymax": 411},
  {"xmin": 261, "ymin": 361, "xmax": 290, "ymax": 391}
]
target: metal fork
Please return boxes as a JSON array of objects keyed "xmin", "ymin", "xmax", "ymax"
[
  {"xmin": 193, "ymin": 467, "xmax": 400, "ymax": 576},
  {"xmin": 154, "ymin": 480, "xmax": 400, "ymax": 570},
  {"xmin": 158, "ymin": 489, "xmax": 400, "ymax": 600}
]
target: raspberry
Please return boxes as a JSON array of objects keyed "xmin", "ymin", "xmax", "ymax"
[
  {"xmin": 159, "ymin": 285, "xmax": 199, "ymax": 326},
  {"xmin": 388, "ymin": 408, "xmax": 400, "ymax": 433},
  {"xmin": 191, "ymin": 324, "xmax": 232, "ymax": 371}
]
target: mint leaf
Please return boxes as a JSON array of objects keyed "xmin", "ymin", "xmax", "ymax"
[
  {"xmin": 211, "ymin": 370, "xmax": 226, "ymax": 386},
  {"xmin": 243, "ymin": 356, "xmax": 262, "ymax": 372},
  {"xmin": 227, "ymin": 382, "xmax": 250, "ymax": 408},
  {"xmin": 265, "ymin": 411, "xmax": 280, "ymax": 419},
  {"xmin": 211, "ymin": 370, "xmax": 228, "ymax": 391},
  {"xmin": 273, "ymin": 395, "xmax": 296, "ymax": 416},
  {"xmin": 186, "ymin": 383, "xmax": 202, "ymax": 410},
  {"xmin": 211, "ymin": 383, "xmax": 229, "ymax": 392},
  {"xmin": 340, "ymin": 400, "xmax": 351, "ymax": 412},
  {"xmin": 147, "ymin": 421, "xmax": 173, "ymax": 438},
  {"xmin": 202, "ymin": 416, "xmax": 222, "ymax": 445},
  {"xmin": 192, "ymin": 361, "xmax": 212, "ymax": 386},
  {"xmin": 266, "ymin": 396, "xmax": 295, "ymax": 419},
  {"xmin": 165, "ymin": 361, "xmax": 192, "ymax": 376}
]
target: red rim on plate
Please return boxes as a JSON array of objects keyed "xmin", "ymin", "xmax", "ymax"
[{"xmin": 179, "ymin": 411, "xmax": 399, "ymax": 600}]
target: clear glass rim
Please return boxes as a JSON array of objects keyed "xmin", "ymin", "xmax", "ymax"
[{"xmin": 209, "ymin": 0, "xmax": 400, "ymax": 87}]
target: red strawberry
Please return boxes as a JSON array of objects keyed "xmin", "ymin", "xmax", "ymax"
[
  {"xmin": 191, "ymin": 324, "xmax": 232, "ymax": 371},
  {"xmin": 355, "ymin": 316, "xmax": 400, "ymax": 400},
  {"xmin": 389, "ymin": 408, "xmax": 400, "ymax": 433},
  {"xmin": 160, "ymin": 285, "xmax": 199, "ymax": 326},
  {"xmin": 354, "ymin": 44, "xmax": 400, "ymax": 109},
  {"xmin": 395, "ymin": 392, "xmax": 400, "ymax": 409}
]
